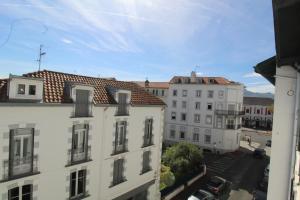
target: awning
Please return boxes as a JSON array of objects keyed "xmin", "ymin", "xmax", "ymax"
[{"xmin": 254, "ymin": 56, "xmax": 276, "ymax": 85}]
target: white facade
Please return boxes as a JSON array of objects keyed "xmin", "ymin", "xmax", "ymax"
[
  {"xmin": 267, "ymin": 66, "xmax": 300, "ymax": 200},
  {"xmin": 164, "ymin": 75, "xmax": 244, "ymax": 153},
  {"xmin": 0, "ymin": 74, "xmax": 164, "ymax": 200}
]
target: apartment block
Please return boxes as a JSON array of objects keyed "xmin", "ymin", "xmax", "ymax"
[
  {"xmin": 0, "ymin": 70, "xmax": 165, "ymax": 200},
  {"xmin": 164, "ymin": 72, "xmax": 244, "ymax": 153},
  {"xmin": 242, "ymin": 97, "xmax": 273, "ymax": 130}
]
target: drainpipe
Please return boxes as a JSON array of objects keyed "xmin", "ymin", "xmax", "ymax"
[{"xmin": 290, "ymin": 64, "xmax": 300, "ymax": 199}]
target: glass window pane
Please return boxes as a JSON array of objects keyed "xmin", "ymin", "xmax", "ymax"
[
  {"xmin": 70, "ymin": 172, "xmax": 77, "ymax": 197},
  {"xmin": 22, "ymin": 185, "xmax": 32, "ymax": 200},
  {"xmin": 9, "ymin": 187, "xmax": 19, "ymax": 200}
]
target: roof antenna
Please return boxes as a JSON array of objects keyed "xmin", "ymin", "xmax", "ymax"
[{"xmin": 36, "ymin": 44, "xmax": 46, "ymax": 71}]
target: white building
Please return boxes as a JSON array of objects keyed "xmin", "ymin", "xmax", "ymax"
[
  {"xmin": 254, "ymin": 0, "xmax": 300, "ymax": 199},
  {"xmin": 164, "ymin": 72, "xmax": 244, "ymax": 153},
  {"xmin": 242, "ymin": 97, "xmax": 273, "ymax": 130},
  {"xmin": 0, "ymin": 70, "xmax": 165, "ymax": 200}
]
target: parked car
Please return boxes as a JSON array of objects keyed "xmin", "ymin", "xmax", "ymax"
[
  {"xmin": 253, "ymin": 148, "xmax": 266, "ymax": 158},
  {"xmin": 264, "ymin": 164, "xmax": 269, "ymax": 178},
  {"xmin": 266, "ymin": 140, "xmax": 272, "ymax": 147},
  {"xmin": 252, "ymin": 189, "xmax": 267, "ymax": 200},
  {"xmin": 206, "ymin": 176, "xmax": 226, "ymax": 195},
  {"xmin": 187, "ymin": 189, "xmax": 216, "ymax": 200}
]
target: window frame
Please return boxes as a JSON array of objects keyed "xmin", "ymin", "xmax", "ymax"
[{"xmin": 17, "ymin": 84, "xmax": 26, "ymax": 95}]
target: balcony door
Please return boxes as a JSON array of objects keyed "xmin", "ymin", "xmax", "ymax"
[
  {"xmin": 10, "ymin": 129, "xmax": 33, "ymax": 176},
  {"xmin": 72, "ymin": 124, "xmax": 88, "ymax": 162}
]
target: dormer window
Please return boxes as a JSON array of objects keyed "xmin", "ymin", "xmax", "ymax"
[
  {"xmin": 17, "ymin": 84, "xmax": 25, "ymax": 95},
  {"xmin": 75, "ymin": 89, "xmax": 91, "ymax": 117},
  {"xmin": 8, "ymin": 75, "xmax": 43, "ymax": 102},
  {"xmin": 29, "ymin": 85, "xmax": 36, "ymax": 95}
]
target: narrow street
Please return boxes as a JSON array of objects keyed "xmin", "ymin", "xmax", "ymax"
[{"xmin": 170, "ymin": 130, "xmax": 270, "ymax": 200}]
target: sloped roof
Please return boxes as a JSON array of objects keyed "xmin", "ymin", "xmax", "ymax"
[
  {"xmin": 169, "ymin": 76, "xmax": 239, "ymax": 85},
  {"xmin": 243, "ymin": 97, "xmax": 274, "ymax": 106},
  {"xmin": 134, "ymin": 81, "xmax": 169, "ymax": 89},
  {"xmin": 0, "ymin": 70, "xmax": 165, "ymax": 106}
]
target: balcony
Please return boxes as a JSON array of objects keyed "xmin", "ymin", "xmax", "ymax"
[
  {"xmin": 215, "ymin": 110, "xmax": 245, "ymax": 116},
  {"xmin": 67, "ymin": 146, "xmax": 92, "ymax": 166},
  {"xmin": 112, "ymin": 139, "xmax": 128, "ymax": 155},
  {"xmin": 1, "ymin": 155, "xmax": 39, "ymax": 182}
]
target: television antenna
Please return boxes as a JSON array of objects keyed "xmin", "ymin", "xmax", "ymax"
[{"xmin": 36, "ymin": 44, "xmax": 46, "ymax": 71}]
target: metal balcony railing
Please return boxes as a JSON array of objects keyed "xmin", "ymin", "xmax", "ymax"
[
  {"xmin": 215, "ymin": 110, "xmax": 245, "ymax": 116},
  {"xmin": 67, "ymin": 146, "xmax": 91, "ymax": 165},
  {"xmin": 1, "ymin": 155, "xmax": 39, "ymax": 182}
]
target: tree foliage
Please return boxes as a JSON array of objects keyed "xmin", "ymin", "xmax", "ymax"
[
  {"xmin": 160, "ymin": 164, "xmax": 175, "ymax": 190},
  {"xmin": 162, "ymin": 142, "xmax": 204, "ymax": 179}
]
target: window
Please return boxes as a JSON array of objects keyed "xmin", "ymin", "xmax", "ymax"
[
  {"xmin": 8, "ymin": 187, "xmax": 19, "ymax": 200},
  {"xmin": 171, "ymin": 112, "xmax": 176, "ymax": 120},
  {"xmin": 17, "ymin": 84, "xmax": 25, "ymax": 95},
  {"xmin": 218, "ymin": 90, "xmax": 224, "ymax": 98},
  {"xmin": 246, "ymin": 109, "xmax": 250, "ymax": 114},
  {"xmin": 257, "ymin": 109, "xmax": 260, "ymax": 114},
  {"xmin": 170, "ymin": 130, "xmax": 175, "ymax": 138},
  {"xmin": 155, "ymin": 90, "xmax": 158, "ymax": 95},
  {"xmin": 22, "ymin": 185, "xmax": 33, "ymax": 200},
  {"xmin": 112, "ymin": 159, "xmax": 125, "ymax": 186},
  {"xmin": 216, "ymin": 116, "xmax": 223, "ymax": 128},
  {"xmin": 114, "ymin": 121, "xmax": 127, "ymax": 154},
  {"xmin": 180, "ymin": 131, "xmax": 185, "ymax": 139},
  {"xmin": 9, "ymin": 128, "xmax": 34, "ymax": 177},
  {"xmin": 173, "ymin": 90, "xmax": 177, "ymax": 96},
  {"xmin": 193, "ymin": 128, "xmax": 200, "ymax": 142},
  {"xmin": 207, "ymin": 103, "xmax": 213, "ymax": 110},
  {"xmin": 75, "ymin": 89, "xmax": 90, "ymax": 117},
  {"xmin": 162, "ymin": 90, "xmax": 165, "ymax": 96},
  {"xmin": 205, "ymin": 135, "xmax": 211, "ymax": 144},
  {"xmin": 181, "ymin": 113, "xmax": 186, "ymax": 121},
  {"xmin": 117, "ymin": 93, "xmax": 128, "ymax": 116},
  {"xmin": 142, "ymin": 151, "xmax": 151, "ymax": 173},
  {"xmin": 8, "ymin": 185, "xmax": 33, "ymax": 200},
  {"xmin": 196, "ymin": 90, "xmax": 201, "ymax": 97},
  {"xmin": 143, "ymin": 119, "xmax": 153, "ymax": 147},
  {"xmin": 182, "ymin": 101, "xmax": 187, "ymax": 109},
  {"xmin": 195, "ymin": 102, "xmax": 201, "ymax": 110},
  {"xmin": 194, "ymin": 114, "xmax": 200, "ymax": 123},
  {"xmin": 72, "ymin": 124, "xmax": 88, "ymax": 163},
  {"xmin": 207, "ymin": 90, "xmax": 214, "ymax": 98},
  {"xmin": 29, "ymin": 85, "xmax": 36, "ymax": 95},
  {"xmin": 182, "ymin": 90, "xmax": 188, "ymax": 97},
  {"xmin": 152, "ymin": 90, "xmax": 155, "ymax": 95},
  {"xmin": 70, "ymin": 170, "xmax": 87, "ymax": 198},
  {"xmin": 172, "ymin": 100, "xmax": 177, "ymax": 108},
  {"xmin": 193, "ymin": 133, "xmax": 199, "ymax": 142},
  {"xmin": 205, "ymin": 115, "xmax": 212, "ymax": 125}
]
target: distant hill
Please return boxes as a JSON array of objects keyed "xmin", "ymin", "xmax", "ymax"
[{"xmin": 244, "ymin": 89, "xmax": 274, "ymax": 99}]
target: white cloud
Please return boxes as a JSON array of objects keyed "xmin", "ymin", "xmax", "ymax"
[
  {"xmin": 246, "ymin": 84, "xmax": 275, "ymax": 93},
  {"xmin": 0, "ymin": 0, "xmax": 233, "ymax": 52},
  {"xmin": 61, "ymin": 38, "xmax": 72, "ymax": 44},
  {"xmin": 243, "ymin": 72, "xmax": 262, "ymax": 78}
]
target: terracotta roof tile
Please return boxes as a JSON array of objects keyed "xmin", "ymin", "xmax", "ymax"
[
  {"xmin": 0, "ymin": 70, "xmax": 165, "ymax": 106},
  {"xmin": 134, "ymin": 81, "xmax": 169, "ymax": 89},
  {"xmin": 169, "ymin": 76, "xmax": 239, "ymax": 85}
]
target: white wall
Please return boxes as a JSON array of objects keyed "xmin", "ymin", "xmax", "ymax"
[
  {"xmin": 0, "ymin": 104, "xmax": 164, "ymax": 200},
  {"xmin": 267, "ymin": 66, "xmax": 299, "ymax": 200}
]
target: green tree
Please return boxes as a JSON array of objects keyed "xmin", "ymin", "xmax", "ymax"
[
  {"xmin": 162, "ymin": 142, "xmax": 203, "ymax": 179},
  {"xmin": 160, "ymin": 164, "xmax": 175, "ymax": 190}
]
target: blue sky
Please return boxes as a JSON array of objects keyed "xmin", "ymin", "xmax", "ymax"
[{"xmin": 0, "ymin": 0, "xmax": 275, "ymax": 93}]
